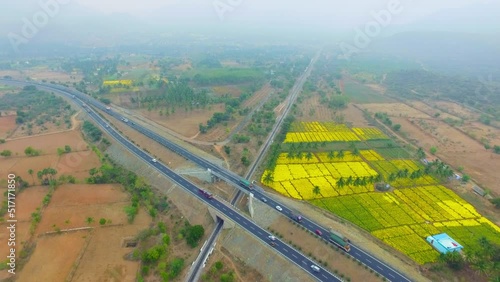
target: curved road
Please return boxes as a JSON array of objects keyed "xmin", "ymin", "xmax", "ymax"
[
  {"xmin": 1, "ymin": 78, "xmax": 413, "ymax": 282},
  {"xmin": 1, "ymin": 79, "xmax": 341, "ymax": 282}
]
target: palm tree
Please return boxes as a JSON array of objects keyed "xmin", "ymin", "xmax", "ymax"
[
  {"xmin": 296, "ymin": 151, "xmax": 303, "ymax": 160},
  {"xmin": 352, "ymin": 148, "xmax": 360, "ymax": 156},
  {"xmin": 353, "ymin": 177, "xmax": 361, "ymax": 187},
  {"xmin": 28, "ymin": 169, "xmax": 34, "ymax": 185},
  {"xmin": 388, "ymin": 173, "xmax": 397, "ymax": 182},
  {"xmin": 337, "ymin": 150, "xmax": 345, "ymax": 159},
  {"xmin": 305, "ymin": 152, "xmax": 313, "ymax": 161},
  {"xmin": 286, "ymin": 152, "xmax": 294, "ymax": 160},
  {"xmin": 346, "ymin": 176, "xmax": 353, "ymax": 186},
  {"xmin": 374, "ymin": 174, "xmax": 382, "ymax": 183},
  {"xmin": 336, "ymin": 177, "xmax": 345, "ymax": 189},
  {"xmin": 263, "ymin": 172, "xmax": 274, "ymax": 184},
  {"xmin": 360, "ymin": 177, "xmax": 367, "ymax": 186},
  {"xmin": 312, "ymin": 186, "xmax": 321, "ymax": 197},
  {"xmin": 416, "ymin": 147, "xmax": 426, "ymax": 159},
  {"xmin": 327, "ymin": 151, "xmax": 335, "ymax": 161}
]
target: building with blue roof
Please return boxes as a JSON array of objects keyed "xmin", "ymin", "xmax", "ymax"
[{"xmin": 426, "ymin": 233, "xmax": 463, "ymax": 254}]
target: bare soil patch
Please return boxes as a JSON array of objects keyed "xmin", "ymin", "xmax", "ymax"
[
  {"xmin": 0, "ymin": 115, "xmax": 16, "ymax": 139},
  {"xmin": 139, "ymin": 104, "xmax": 225, "ymax": 138},
  {"xmin": 298, "ymin": 95, "xmax": 335, "ymax": 122},
  {"xmin": 341, "ymin": 104, "xmax": 372, "ymax": 127},
  {"xmin": 24, "ymin": 68, "xmax": 83, "ymax": 83},
  {"xmin": 212, "ymin": 85, "xmax": 243, "ymax": 97},
  {"xmin": 408, "ymin": 100, "xmax": 460, "ymax": 121},
  {"xmin": 2, "ymin": 130, "xmax": 89, "ymax": 156},
  {"xmin": 242, "ymin": 83, "xmax": 272, "ymax": 109},
  {"xmin": 36, "ymin": 184, "xmax": 131, "ymax": 234},
  {"xmin": 16, "ymin": 230, "xmax": 89, "ymax": 282},
  {"xmin": 434, "ymin": 101, "xmax": 480, "ymax": 121},
  {"xmin": 361, "ymin": 103, "xmax": 431, "ymax": 119},
  {"xmin": 394, "ymin": 116, "xmax": 500, "ymax": 193},
  {"xmin": 461, "ymin": 121, "xmax": 500, "ymax": 146},
  {"xmin": 72, "ymin": 210, "xmax": 151, "ymax": 282}
]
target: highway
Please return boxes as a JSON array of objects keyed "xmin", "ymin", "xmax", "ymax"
[
  {"xmin": 1, "ymin": 78, "xmax": 341, "ymax": 282},
  {"xmin": 188, "ymin": 52, "xmax": 321, "ymax": 281},
  {"xmin": 1, "ymin": 78, "xmax": 413, "ymax": 282}
]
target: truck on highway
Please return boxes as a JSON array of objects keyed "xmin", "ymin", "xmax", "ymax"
[
  {"xmin": 328, "ymin": 230, "xmax": 351, "ymax": 252},
  {"xmin": 239, "ymin": 179, "xmax": 254, "ymax": 189},
  {"xmin": 198, "ymin": 188, "xmax": 214, "ymax": 199}
]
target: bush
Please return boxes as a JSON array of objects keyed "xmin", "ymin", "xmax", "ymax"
[
  {"xmin": 215, "ymin": 261, "xmax": 223, "ymax": 270},
  {"xmin": 99, "ymin": 218, "xmax": 106, "ymax": 225}
]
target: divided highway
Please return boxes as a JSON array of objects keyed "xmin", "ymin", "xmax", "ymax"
[
  {"xmin": 1, "ymin": 79, "xmax": 341, "ymax": 282},
  {"xmin": 1, "ymin": 78, "xmax": 413, "ymax": 282}
]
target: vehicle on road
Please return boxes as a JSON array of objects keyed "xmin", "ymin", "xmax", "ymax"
[
  {"xmin": 292, "ymin": 214, "xmax": 303, "ymax": 223},
  {"xmin": 328, "ymin": 230, "xmax": 351, "ymax": 252},
  {"xmin": 72, "ymin": 95, "xmax": 76, "ymax": 99},
  {"xmin": 310, "ymin": 265, "xmax": 320, "ymax": 272},
  {"xmin": 105, "ymin": 124, "xmax": 109, "ymax": 128},
  {"xmin": 239, "ymin": 179, "xmax": 254, "ymax": 190},
  {"xmin": 261, "ymin": 197, "xmax": 267, "ymax": 203},
  {"xmin": 270, "ymin": 242, "xmax": 277, "ymax": 247},
  {"xmin": 198, "ymin": 188, "xmax": 214, "ymax": 199},
  {"xmin": 106, "ymin": 106, "xmax": 111, "ymax": 110},
  {"xmin": 151, "ymin": 158, "xmax": 157, "ymax": 163},
  {"xmin": 268, "ymin": 235, "xmax": 276, "ymax": 241},
  {"xmin": 315, "ymin": 229, "xmax": 322, "ymax": 236},
  {"xmin": 275, "ymin": 206, "xmax": 282, "ymax": 211}
]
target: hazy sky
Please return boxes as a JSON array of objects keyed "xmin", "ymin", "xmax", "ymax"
[{"xmin": 73, "ymin": 0, "xmax": 493, "ymax": 24}]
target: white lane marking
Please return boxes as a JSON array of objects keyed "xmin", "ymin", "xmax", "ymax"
[
  {"xmin": 376, "ymin": 265, "xmax": 383, "ymax": 270},
  {"xmin": 291, "ymin": 254, "xmax": 298, "ymax": 259},
  {"xmin": 365, "ymin": 259, "xmax": 372, "ymax": 263}
]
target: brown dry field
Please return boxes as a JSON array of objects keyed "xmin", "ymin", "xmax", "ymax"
[
  {"xmin": 0, "ymin": 69, "xmax": 82, "ymax": 83},
  {"xmin": 212, "ymin": 85, "xmax": 243, "ymax": 97},
  {"xmin": 0, "ymin": 129, "xmax": 90, "ymax": 156},
  {"xmin": 408, "ymin": 100, "xmax": 461, "ymax": 121},
  {"xmin": 461, "ymin": 121, "xmax": 500, "ymax": 145},
  {"xmin": 269, "ymin": 217, "xmax": 382, "ymax": 282},
  {"xmin": 298, "ymin": 95, "xmax": 335, "ymax": 122},
  {"xmin": 16, "ymin": 230, "xmax": 89, "ymax": 282},
  {"xmin": 393, "ymin": 116, "xmax": 500, "ymax": 193},
  {"xmin": 434, "ymin": 101, "xmax": 480, "ymax": 120},
  {"xmin": 35, "ymin": 184, "xmax": 130, "ymax": 234},
  {"xmin": 341, "ymin": 104, "xmax": 372, "ymax": 127},
  {"xmin": 0, "ymin": 132, "xmax": 100, "ymax": 182},
  {"xmin": 139, "ymin": 103, "xmax": 225, "ymax": 138},
  {"xmin": 361, "ymin": 102, "xmax": 432, "ymax": 119},
  {"xmin": 71, "ymin": 210, "xmax": 151, "ymax": 282},
  {"xmin": 242, "ymin": 83, "xmax": 272, "ymax": 109},
  {"xmin": 0, "ymin": 115, "xmax": 16, "ymax": 139}
]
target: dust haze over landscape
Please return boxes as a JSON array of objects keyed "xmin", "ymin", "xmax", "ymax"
[{"xmin": 1, "ymin": 1, "xmax": 500, "ymax": 282}]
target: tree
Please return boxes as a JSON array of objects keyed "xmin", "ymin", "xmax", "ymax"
[
  {"xmin": 185, "ymin": 225, "xmax": 204, "ymax": 247},
  {"xmin": 223, "ymin": 145, "xmax": 231, "ymax": 156},
  {"xmin": 215, "ymin": 261, "xmax": 224, "ymax": 270},
  {"xmin": 28, "ymin": 169, "xmax": 34, "ymax": 185},
  {"xmin": 305, "ymin": 152, "xmax": 313, "ymax": 161},
  {"xmin": 64, "ymin": 145, "xmax": 71, "ymax": 153},
  {"xmin": 416, "ymin": 147, "xmax": 426, "ymax": 159},
  {"xmin": 439, "ymin": 251, "xmax": 465, "ymax": 270},
  {"xmin": 24, "ymin": 146, "xmax": 40, "ymax": 156},
  {"xmin": 336, "ymin": 177, "xmax": 345, "ymax": 189},
  {"xmin": 263, "ymin": 172, "xmax": 274, "ymax": 184},
  {"xmin": 462, "ymin": 174, "xmax": 470, "ymax": 183},
  {"xmin": 99, "ymin": 218, "xmax": 106, "ymax": 225},
  {"xmin": 392, "ymin": 124, "xmax": 401, "ymax": 131},
  {"xmin": 494, "ymin": 145, "xmax": 500, "ymax": 154},
  {"xmin": 312, "ymin": 185, "xmax": 321, "ymax": 197},
  {"xmin": 491, "ymin": 198, "xmax": 500, "ymax": 209},
  {"xmin": 0, "ymin": 150, "xmax": 12, "ymax": 157},
  {"xmin": 327, "ymin": 151, "xmax": 335, "ymax": 160},
  {"xmin": 86, "ymin": 217, "xmax": 94, "ymax": 224},
  {"xmin": 337, "ymin": 150, "xmax": 345, "ymax": 159},
  {"xmin": 430, "ymin": 146, "xmax": 438, "ymax": 155}
]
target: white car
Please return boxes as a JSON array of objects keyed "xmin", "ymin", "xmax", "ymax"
[
  {"xmin": 310, "ymin": 265, "xmax": 320, "ymax": 272},
  {"xmin": 151, "ymin": 158, "xmax": 157, "ymax": 163},
  {"xmin": 268, "ymin": 235, "xmax": 276, "ymax": 241},
  {"xmin": 275, "ymin": 205, "xmax": 282, "ymax": 211}
]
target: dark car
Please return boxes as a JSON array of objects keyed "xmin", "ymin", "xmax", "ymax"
[{"xmin": 315, "ymin": 229, "xmax": 323, "ymax": 236}]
